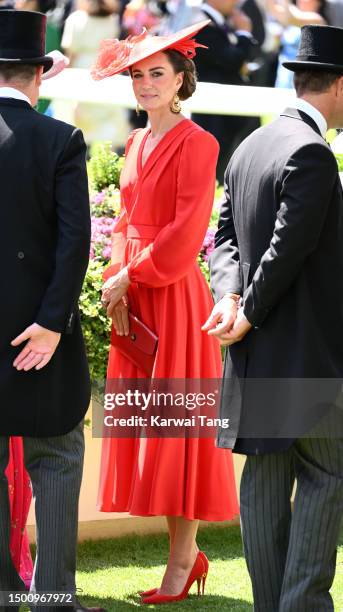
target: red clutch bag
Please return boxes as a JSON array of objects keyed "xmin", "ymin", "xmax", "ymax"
[
  {"xmin": 110, "ymin": 312, "xmax": 158, "ymax": 377},
  {"xmin": 102, "ymin": 265, "xmax": 158, "ymax": 376}
]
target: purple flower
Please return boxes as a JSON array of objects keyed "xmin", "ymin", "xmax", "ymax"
[
  {"xmin": 102, "ymin": 246, "xmax": 112, "ymax": 259},
  {"xmin": 92, "ymin": 191, "xmax": 105, "ymax": 205},
  {"xmin": 202, "ymin": 228, "xmax": 215, "ymax": 249}
]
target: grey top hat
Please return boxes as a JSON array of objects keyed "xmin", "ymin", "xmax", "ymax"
[
  {"xmin": 0, "ymin": 10, "xmax": 53, "ymax": 73},
  {"xmin": 283, "ymin": 24, "xmax": 343, "ymax": 73}
]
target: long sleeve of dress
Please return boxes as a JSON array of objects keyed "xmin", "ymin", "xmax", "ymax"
[{"xmin": 127, "ymin": 130, "xmax": 219, "ymax": 287}]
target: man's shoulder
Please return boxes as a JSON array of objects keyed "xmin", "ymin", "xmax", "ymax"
[
  {"xmin": 229, "ymin": 116, "xmax": 334, "ymax": 180},
  {"xmin": 270, "ymin": 113, "xmax": 327, "ymax": 147},
  {"xmin": 30, "ymin": 109, "xmax": 77, "ymax": 139},
  {"xmin": 242, "ymin": 115, "xmax": 329, "ymax": 157}
]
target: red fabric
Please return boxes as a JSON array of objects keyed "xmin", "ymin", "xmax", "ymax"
[
  {"xmin": 98, "ymin": 119, "xmax": 239, "ymax": 521},
  {"xmin": 6, "ymin": 438, "xmax": 33, "ymax": 588},
  {"xmin": 169, "ymin": 37, "xmax": 207, "ymax": 59}
]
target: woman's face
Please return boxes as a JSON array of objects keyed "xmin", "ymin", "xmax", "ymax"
[{"xmin": 131, "ymin": 52, "xmax": 183, "ymax": 113}]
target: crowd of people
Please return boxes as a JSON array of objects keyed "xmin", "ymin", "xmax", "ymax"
[
  {"xmin": 2, "ymin": 0, "xmax": 343, "ymax": 172},
  {"xmin": 1, "ymin": 5, "xmax": 343, "ymax": 612}
]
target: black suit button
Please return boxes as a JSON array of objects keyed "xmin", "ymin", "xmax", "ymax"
[{"xmin": 17, "ymin": 251, "xmax": 25, "ymax": 259}]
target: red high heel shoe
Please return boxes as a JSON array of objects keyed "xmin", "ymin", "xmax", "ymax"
[
  {"xmin": 139, "ymin": 588, "xmax": 158, "ymax": 597},
  {"xmin": 198, "ymin": 552, "xmax": 209, "ymax": 596},
  {"xmin": 139, "ymin": 552, "xmax": 209, "ymax": 599},
  {"xmin": 142, "ymin": 551, "xmax": 208, "ymax": 605}
]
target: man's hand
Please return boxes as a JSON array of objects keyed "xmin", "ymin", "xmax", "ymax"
[
  {"xmin": 101, "ymin": 267, "xmax": 130, "ymax": 318},
  {"xmin": 11, "ymin": 323, "xmax": 61, "ymax": 371},
  {"xmin": 202, "ymin": 294, "xmax": 240, "ymax": 337},
  {"xmin": 230, "ymin": 8, "xmax": 253, "ymax": 33},
  {"xmin": 111, "ymin": 295, "xmax": 130, "ymax": 336},
  {"xmin": 214, "ymin": 307, "xmax": 252, "ymax": 346}
]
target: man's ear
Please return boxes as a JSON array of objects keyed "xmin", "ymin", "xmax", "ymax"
[
  {"xmin": 338, "ymin": 75, "xmax": 343, "ymax": 97},
  {"xmin": 36, "ymin": 65, "xmax": 44, "ymax": 86}
]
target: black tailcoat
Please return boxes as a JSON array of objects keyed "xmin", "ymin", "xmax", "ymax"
[
  {"xmin": 0, "ymin": 98, "xmax": 91, "ymax": 437},
  {"xmin": 210, "ymin": 109, "xmax": 343, "ymax": 454}
]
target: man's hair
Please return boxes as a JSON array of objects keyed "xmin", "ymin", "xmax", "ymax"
[
  {"xmin": 0, "ymin": 63, "xmax": 38, "ymax": 84},
  {"xmin": 294, "ymin": 70, "xmax": 342, "ymax": 96}
]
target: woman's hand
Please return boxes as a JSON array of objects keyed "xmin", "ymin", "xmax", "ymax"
[
  {"xmin": 111, "ymin": 295, "xmax": 130, "ymax": 336},
  {"xmin": 101, "ymin": 267, "xmax": 130, "ymax": 318}
]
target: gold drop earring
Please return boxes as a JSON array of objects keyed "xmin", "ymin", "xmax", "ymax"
[
  {"xmin": 170, "ymin": 92, "xmax": 181, "ymax": 114},
  {"xmin": 136, "ymin": 103, "xmax": 141, "ymax": 116}
]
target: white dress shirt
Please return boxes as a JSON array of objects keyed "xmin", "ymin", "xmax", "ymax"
[
  {"xmin": 0, "ymin": 86, "xmax": 31, "ymax": 106},
  {"xmin": 294, "ymin": 98, "xmax": 327, "ymax": 138}
]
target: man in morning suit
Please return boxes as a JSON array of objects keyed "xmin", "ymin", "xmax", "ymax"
[
  {"xmin": 204, "ymin": 25, "xmax": 343, "ymax": 612},
  {"xmin": 0, "ymin": 10, "xmax": 102, "ymax": 612},
  {"xmin": 191, "ymin": 0, "xmax": 259, "ymax": 181}
]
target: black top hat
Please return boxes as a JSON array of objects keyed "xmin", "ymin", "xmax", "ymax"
[
  {"xmin": 0, "ymin": 10, "xmax": 53, "ymax": 73},
  {"xmin": 283, "ymin": 25, "xmax": 343, "ymax": 73}
]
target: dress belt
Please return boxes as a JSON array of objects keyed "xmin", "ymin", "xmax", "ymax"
[{"xmin": 127, "ymin": 224, "xmax": 162, "ymax": 239}]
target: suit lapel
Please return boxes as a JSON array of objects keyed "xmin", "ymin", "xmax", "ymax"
[{"xmin": 280, "ymin": 107, "xmax": 323, "ymax": 138}]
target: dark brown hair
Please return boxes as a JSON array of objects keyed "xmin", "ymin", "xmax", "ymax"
[
  {"xmin": 0, "ymin": 63, "xmax": 38, "ymax": 83},
  {"xmin": 294, "ymin": 70, "xmax": 341, "ymax": 95},
  {"xmin": 162, "ymin": 49, "xmax": 197, "ymax": 100}
]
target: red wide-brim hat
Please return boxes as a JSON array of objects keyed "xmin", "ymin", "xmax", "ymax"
[{"xmin": 91, "ymin": 20, "xmax": 210, "ymax": 81}]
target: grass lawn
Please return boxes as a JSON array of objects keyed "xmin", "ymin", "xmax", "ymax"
[{"xmin": 75, "ymin": 524, "xmax": 343, "ymax": 611}]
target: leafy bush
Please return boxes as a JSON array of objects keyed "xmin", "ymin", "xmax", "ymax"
[
  {"xmin": 79, "ymin": 259, "xmax": 110, "ymax": 382},
  {"xmin": 335, "ymin": 153, "xmax": 343, "ymax": 173},
  {"xmin": 79, "ymin": 144, "xmax": 122, "ymax": 382},
  {"xmin": 88, "ymin": 141, "xmax": 124, "ymax": 192}
]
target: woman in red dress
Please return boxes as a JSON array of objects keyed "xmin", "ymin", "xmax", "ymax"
[{"xmin": 92, "ymin": 22, "xmax": 239, "ymax": 604}]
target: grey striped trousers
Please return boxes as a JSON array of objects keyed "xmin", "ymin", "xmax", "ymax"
[
  {"xmin": 0, "ymin": 424, "xmax": 84, "ymax": 610},
  {"xmin": 240, "ymin": 435, "xmax": 343, "ymax": 612}
]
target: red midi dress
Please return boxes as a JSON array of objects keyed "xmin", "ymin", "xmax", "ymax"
[{"xmin": 98, "ymin": 119, "xmax": 239, "ymax": 521}]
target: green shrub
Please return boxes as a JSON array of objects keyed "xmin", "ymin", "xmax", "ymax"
[
  {"xmin": 80, "ymin": 259, "xmax": 111, "ymax": 382},
  {"xmin": 335, "ymin": 153, "xmax": 343, "ymax": 173},
  {"xmin": 88, "ymin": 141, "xmax": 124, "ymax": 192}
]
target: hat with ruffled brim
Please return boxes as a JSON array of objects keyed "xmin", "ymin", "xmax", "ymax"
[
  {"xmin": 91, "ymin": 20, "xmax": 210, "ymax": 81},
  {"xmin": 283, "ymin": 24, "xmax": 343, "ymax": 73}
]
